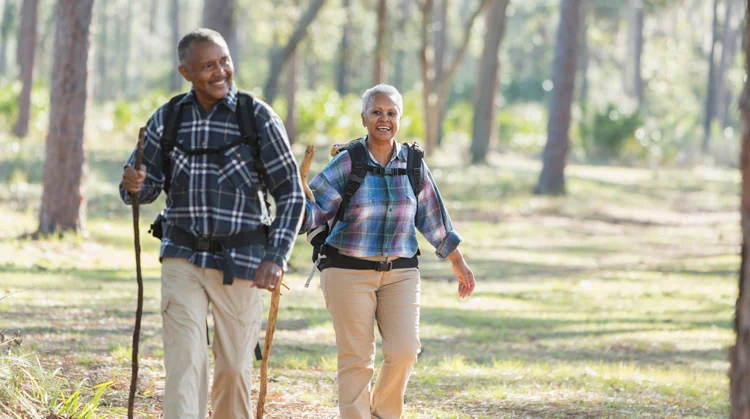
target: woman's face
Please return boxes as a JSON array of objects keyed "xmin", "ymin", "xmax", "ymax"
[{"xmin": 361, "ymin": 93, "xmax": 401, "ymax": 143}]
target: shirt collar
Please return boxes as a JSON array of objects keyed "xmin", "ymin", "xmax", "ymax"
[
  {"xmin": 361, "ymin": 136, "xmax": 408, "ymax": 164},
  {"xmin": 178, "ymin": 82, "xmax": 238, "ymax": 113}
]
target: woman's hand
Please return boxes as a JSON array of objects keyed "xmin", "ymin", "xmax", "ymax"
[{"xmin": 447, "ymin": 249, "xmax": 475, "ymax": 298}]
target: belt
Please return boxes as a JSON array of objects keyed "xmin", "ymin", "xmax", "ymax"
[
  {"xmin": 166, "ymin": 226, "xmax": 268, "ymax": 285},
  {"xmin": 320, "ymin": 246, "xmax": 418, "ymax": 272}
]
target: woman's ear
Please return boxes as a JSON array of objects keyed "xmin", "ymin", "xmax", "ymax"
[{"xmin": 361, "ymin": 113, "xmax": 366, "ymax": 127}]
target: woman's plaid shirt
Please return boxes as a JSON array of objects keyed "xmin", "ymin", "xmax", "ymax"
[
  {"xmin": 120, "ymin": 85, "xmax": 304, "ymax": 280},
  {"xmin": 303, "ymin": 137, "xmax": 462, "ymax": 259}
]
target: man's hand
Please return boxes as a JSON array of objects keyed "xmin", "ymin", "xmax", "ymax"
[
  {"xmin": 252, "ymin": 260, "xmax": 283, "ymax": 291},
  {"xmin": 122, "ymin": 164, "xmax": 147, "ymax": 193}
]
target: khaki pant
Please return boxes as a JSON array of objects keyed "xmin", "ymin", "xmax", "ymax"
[
  {"xmin": 160, "ymin": 257, "xmax": 264, "ymax": 419},
  {"xmin": 321, "ymin": 260, "xmax": 421, "ymax": 419}
]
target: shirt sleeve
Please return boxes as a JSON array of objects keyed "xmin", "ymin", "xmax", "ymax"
[
  {"xmin": 300, "ymin": 151, "xmax": 351, "ymax": 233},
  {"xmin": 119, "ymin": 106, "xmax": 167, "ymax": 205},
  {"xmin": 253, "ymin": 100, "xmax": 305, "ymax": 270},
  {"xmin": 415, "ymin": 159, "xmax": 462, "ymax": 258}
]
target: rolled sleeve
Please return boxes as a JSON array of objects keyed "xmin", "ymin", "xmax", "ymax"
[{"xmin": 415, "ymin": 160, "xmax": 463, "ymax": 258}]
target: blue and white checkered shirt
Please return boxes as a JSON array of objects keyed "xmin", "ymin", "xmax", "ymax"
[{"xmin": 119, "ymin": 84, "xmax": 304, "ymax": 280}]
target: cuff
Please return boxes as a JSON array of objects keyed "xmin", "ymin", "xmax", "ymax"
[
  {"xmin": 434, "ymin": 230, "xmax": 462, "ymax": 259},
  {"xmin": 262, "ymin": 246, "xmax": 290, "ymax": 271}
]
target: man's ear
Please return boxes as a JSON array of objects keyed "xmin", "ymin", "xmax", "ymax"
[{"xmin": 178, "ymin": 65, "xmax": 191, "ymax": 82}]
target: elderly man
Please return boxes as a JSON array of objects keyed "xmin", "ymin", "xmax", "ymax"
[{"xmin": 119, "ymin": 28, "xmax": 304, "ymax": 419}]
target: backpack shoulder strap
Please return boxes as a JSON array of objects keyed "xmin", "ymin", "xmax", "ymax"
[
  {"xmin": 235, "ymin": 91, "xmax": 260, "ymax": 157},
  {"xmin": 332, "ymin": 141, "xmax": 369, "ymax": 227},
  {"xmin": 161, "ymin": 93, "xmax": 187, "ymax": 195},
  {"xmin": 406, "ymin": 142, "xmax": 424, "ymax": 196}
]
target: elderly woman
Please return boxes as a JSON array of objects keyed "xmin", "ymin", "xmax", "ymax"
[{"xmin": 302, "ymin": 84, "xmax": 475, "ymax": 419}]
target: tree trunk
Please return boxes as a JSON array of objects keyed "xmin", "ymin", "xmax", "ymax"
[
  {"xmin": 731, "ymin": 5, "xmax": 750, "ymax": 417},
  {"xmin": 420, "ymin": 0, "xmax": 491, "ymax": 155},
  {"xmin": 202, "ymin": 0, "xmax": 238, "ymax": 65},
  {"xmin": 373, "ymin": 0, "xmax": 387, "ymax": 85},
  {"xmin": 264, "ymin": 0, "xmax": 326, "ymax": 104},
  {"xmin": 534, "ymin": 0, "xmax": 584, "ymax": 195},
  {"xmin": 171, "ymin": 0, "xmax": 182, "ymax": 92},
  {"xmin": 392, "ymin": 0, "xmax": 411, "ymax": 92},
  {"xmin": 119, "ymin": 0, "xmax": 133, "ymax": 98},
  {"xmin": 0, "ymin": 0, "xmax": 16, "ymax": 77},
  {"xmin": 12, "ymin": 0, "xmax": 38, "ymax": 138},
  {"xmin": 434, "ymin": 0, "xmax": 448, "ymax": 146},
  {"xmin": 38, "ymin": 0, "xmax": 95, "ymax": 236},
  {"xmin": 703, "ymin": 0, "xmax": 721, "ymax": 155},
  {"xmin": 285, "ymin": 47, "xmax": 298, "ymax": 143},
  {"xmin": 335, "ymin": 0, "xmax": 352, "ymax": 94},
  {"xmin": 470, "ymin": 0, "xmax": 510, "ymax": 164},
  {"xmin": 625, "ymin": 0, "xmax": 644, "ymax": 107},
  {"xmin": 94, "ymin": 0, "xmax": 108, "ymax": 101},
  {"xmin": 149, "ymin": 0, "xmax": 158, "ymax": 35},
  {"xmin": 579, "ymin": 7, "xmax": 589, "ymax": 109},
  {"xmin": 717, "ymin": 0, "xmax": 742, "ymax": 127}
]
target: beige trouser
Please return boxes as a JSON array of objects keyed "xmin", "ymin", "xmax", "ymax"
[
  {"xmin": 321, "ymin": 259, "xmax": 421, "ymax": 419},
  {"xmin": 160, "ymin": 257, "xmax": 264, "ymax": 419}
]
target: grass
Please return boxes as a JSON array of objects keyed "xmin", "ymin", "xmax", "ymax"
[{"xmin": 0, "ymin": 128, "xmax": 739, "ymax": 418}]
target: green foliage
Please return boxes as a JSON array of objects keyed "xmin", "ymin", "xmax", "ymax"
[
  {"xmin": 0, "ymin": 81, "xmax": 21, "ymax": 122},
  {"xmin": 443, "ymin": 101, "xmax": 473, "ymax": 135},
  {"xmin": 0, "ymin": 348, "xmax": 112, "ymax": 418},
  {"xmin": 290, "ymin": 88, "xmax": 364, "ymax": 145},
  {"xmin": 579, "ymin": 104, "xmax": 642, "ymax": 163},
  {"xmin": 111, "ymin": 90, "xmax": 171, "ymax": 133},
  {"xmin": 495, "ymin": 103, "xmax": 548, "ymax": 153}
]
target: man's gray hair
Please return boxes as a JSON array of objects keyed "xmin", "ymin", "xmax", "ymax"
[
  {"xmin": 361, "ymin": 84, "xmax": 403, "ymax": 114},
  {"xmin": 177, "ymin": 28, "xmax": 228, "ymax": 66}
]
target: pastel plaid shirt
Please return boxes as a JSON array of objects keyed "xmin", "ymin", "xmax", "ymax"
[
  {"xmin": 303, "ymin": 137, "xmax": 461, "ymax": 259},
  {"xmin": 119, "ymin": 84, "xmax": 304, "ymax": 280}
]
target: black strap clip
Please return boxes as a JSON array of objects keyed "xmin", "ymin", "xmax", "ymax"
[
  {"xmin": 375, "ymin": 261, "xmax": 393, "ymax": 272},
  {"xmin": 195, "ymin": 237, "xmax": 212, "ymax": 252}
]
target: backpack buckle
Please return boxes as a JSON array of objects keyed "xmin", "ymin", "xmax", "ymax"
[
  {"xmin": 195, "ymin": 237, "xmax": 212, "ymax": 252},
  {"xmin": 375, "ymin": 261, "xmax": 393, "ymax": 272}
]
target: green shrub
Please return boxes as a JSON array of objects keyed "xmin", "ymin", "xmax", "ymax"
[{"xmin": 580, "ymin": 104, "xmax": 642, "ymax": 163}]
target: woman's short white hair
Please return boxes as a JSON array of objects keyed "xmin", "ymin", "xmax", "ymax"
[{"xmin": 361, "ymin": 84, "xmax": 403, "ymax": 115}]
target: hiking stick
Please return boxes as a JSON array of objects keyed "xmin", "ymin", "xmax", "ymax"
[
  {"xmin": 256, "ymin": 145, "xmax": 316, "ymax": 419},
  {"xmin": 127, "ymin": 127, "xmax": 146, "ymax": 419}
]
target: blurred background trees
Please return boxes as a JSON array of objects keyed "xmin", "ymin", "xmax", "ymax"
[{"xmin": 0, "ymin": 0, "xmax": 745, "ymax": 232}]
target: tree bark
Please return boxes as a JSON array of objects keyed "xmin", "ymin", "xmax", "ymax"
[
  {"xmin": 171, "ymin": 0, "xmax": 182, "ymax": 92},
  {"xmin": 0, "ymin": 0, "xmax": 16, "ymax": 77},
  {"xmin": 264, "ymin": 0, "xmax": 326, "ymax": 103},
  {"xmin": 470, "ymin": 0, "xmax": 510, "ymax": 164},
  {"xmin": 94, "ymin": 0, "xmax": 108, "ymax": 101},
  {"xmin": 731, "ymin": 5, "xmax": 750, "ymax": 417},
  {"xmin": 420, "ymin": 0, "xmax": 491, "ymax": 155},
  {"xmin": 434, "ymin": 0, "xmax": 448, "ymax": 146},
  {"xmin": 285, "ymin": 47, "xmax": 298, "ymax": 143},
  {"xmin": 625, "ymin": 0, "xmax": 644, "ymax": 107},
  {"xmin": 578, "ymin": 6, "xmax": 589, "ymax": 110},
  {"xmin": 534, "ymin": 0, "xmax": 584, "ymax": 195},
  {"xmin": 392, "ymin": 0, "xmax": 411, "ymax": 92},
  {"xmin": 203, "ymin": 0, "xmax": 238, "ymax": 65},
  {"xmin": 38, "ymin": 0, "xmax": 95, "ymax": 236},
  {"xmin": 12, "ymin": 0, "xmax": 38, "ymax": 138},
  {"xmin": 373, "ymin": 0, "xmax": 387, "ymax": 85},
  {"xmin": 119, "ymin": 0, "xmax": 133, "ymax": 98},
  {"xmin": 335, "ymin": 0, "xmax": 352, "ymax": 94},
  {"xmin": 717, "ymin": 0, "xmax": 742, "ymax": 127},
  {"xmin": 703, "ymin": 0, "xmax": 721, "ymax": 155}
]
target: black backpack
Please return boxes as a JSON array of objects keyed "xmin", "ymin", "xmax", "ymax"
[
  {"xmin": 308, "ymin": 139, "xmax": 424, "ymax": 268},
  {"xmin": 149, "ymin": 91, "xmax": 266, "ymax": 239}
]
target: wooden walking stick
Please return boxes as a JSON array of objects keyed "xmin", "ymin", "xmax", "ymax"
[
  {"xmin": 256, "ymin": 145, "xmax": 316, "ymax": 419},
  {"xmin": 127, "ymin": 128, "xmax": 146, "ymax": 419}
]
